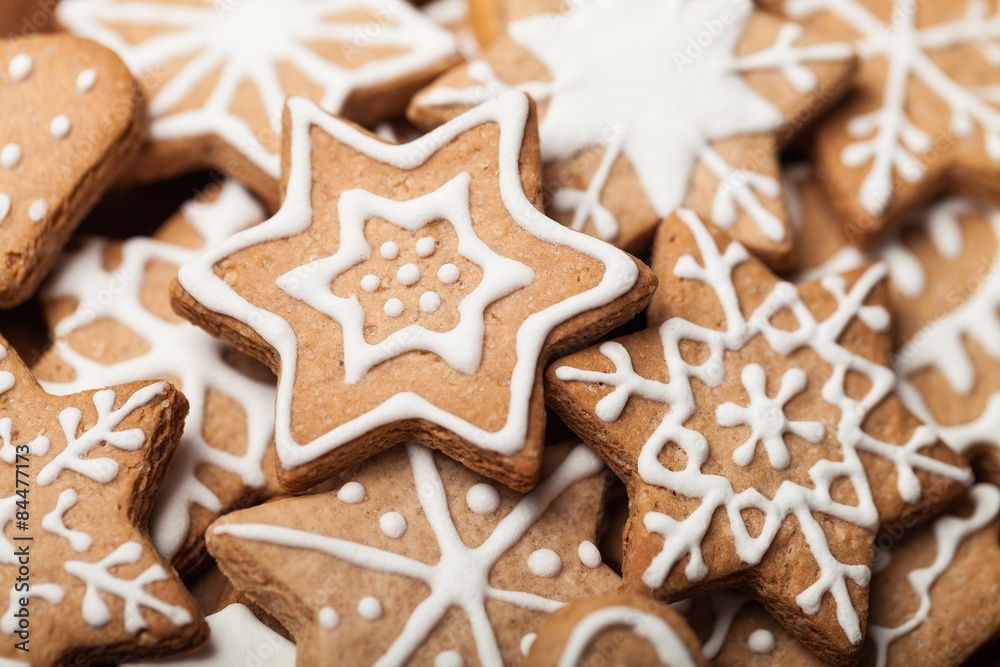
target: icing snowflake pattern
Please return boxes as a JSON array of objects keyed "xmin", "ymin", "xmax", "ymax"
[
  {"xmin": 42, "ymin": 182, "xmax": 275, "ymax": 560},
  {"xmin": 782, "ymin": 0, "xmax": 1000, "ymax": 215},
  {"xmin": 554, "ymin": 209, "xmax": 971, "ymax": 643},
  {"xmin": 421, "ymin": 0, "xmax": 852, "ymax": 243},
  {"xmin": 58, "ymin": 0, "xmax": 458, "ymax": 177},
  {"xmin": 214, "ymin": 443, "xmax": 604, "ymax": 666}
]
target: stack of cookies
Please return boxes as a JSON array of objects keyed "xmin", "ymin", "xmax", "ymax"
[{"xmin": 1, "ymin": 0, "xmax": 998, "ymax": 665}]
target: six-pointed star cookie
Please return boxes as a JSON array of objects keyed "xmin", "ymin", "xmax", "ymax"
[
  {"xmin": 0, "ymin": 334, "xmax": 206, "ymax": 666},
  {"xmin": 33, "ymin": 180, "xmax": 279, "ymax": 577},
  {"xmin": 57, "ymin": 0, "xmax": 462, "ymax": 210},
  {"xmin": 0, "ymin": 34, "xmax": 144, "ymax": 308},
  {"xmin": 545, "ymin": 209, "xmax": 971, "ymax": 664},
  {"xmin": 766, "ymin": 0, "xmax": 1000, "ymax": 245},
  {"xmin": 206, "ymin": 441, "xmax": 620, "ymax": 666},
  {"xmin": 171, "ymin": 91, "xmax": 655, "ymax": 493},
  {"xmin": 408, "ymin": 0, "xmax": 856, "ymax": 265}
]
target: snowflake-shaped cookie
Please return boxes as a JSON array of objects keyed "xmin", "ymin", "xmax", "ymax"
[
  {"xmin": 410, "ymin": 0, "xmax": 855, "ymax": 264},
  {"xmin": 546, "ymin": 209, "xmax": 970, "ymax": 664}
]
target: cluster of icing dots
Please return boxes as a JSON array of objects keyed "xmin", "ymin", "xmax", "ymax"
[
  {"xmin": 359, "ymin": 236, "xmax": 460, "ymax": 319},
  {"xmin": 3, "ymin": 54, "xmax": 96, "ymax": 225}
]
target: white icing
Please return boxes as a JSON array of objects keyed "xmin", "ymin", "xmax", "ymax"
[
  {"xmin": 41, "ymin": 181, "xmax": 274, "ymax": 560},
  {"xmin": 379, "ymin": 511, "xmax": 407, "ymax": 539},
  {"xmin": 64, "ymin": 541, "xmax": 192, "ymax": 633},
  {"xmin": 122, "ymin": 602, "xmax": 295, "ymax": 667},
  {"xmin": 437, "ymin": 263, "xmax": 459, "ymax": 284},
  {"xmin": 577, "ymin": 540, "xmax": 602, "ymax": 568},
  {"xmin": 781, "ymin": 0, "xmax": 1000, "ymax": 215},
  {"xmin": 381, "ymin": 241, "xmax": 400, "ymax": 260},
  {"xmin": 465, "ymin": 482, "xmax": 500, "ymax": 515},
  {"xmin": 318, "ymin": 606, "xmax": 339, "ymax": 630},
  {"xmin": 0, "ymin": 584, "xmax": 65, "ymax": 634},
  {"xmin": 554, "ymin": 209, "xmax": 971, "ymax": 644},
  {"xmin": 527, "ymin": 548, "xmax": 562, "ymax": 578},
  {"xmin": 868, "ymin": 484, "xmax": 1000, "ymax": 667},
  {"xmin": 7, "ymin": 54, "xmax": 32, "ymax": 82},
  {"xmin": 0, "ymin": 194, "xmax": 9, "ymax": 223},
  {"xmin": 1, "ymin": 144, "xmax": 21, "ymax": 169},
  {"xmin": 41, "ymin": 489, "xmax": 92, "ymax": 552},
  {"xmin": 698, "ymin": 591, "xmax": 749, "ymax": 659},
  {"xmin": 747, "ymin": 628, "xmax": 775, "ymax": 654},
  {"xmin": 0, "ymin": 417, "xmax": 50, "ymax": 464},
  {"xmin": 50, "ymin": 115, "xmax": 72, "ymax": 139},
  {"xmin": 520, "ymin": 633, "xmax": 537, "ymax": 657},
  {"xmin": 76, "ymin": 68, "xmax": 97, "ymax": 92},
  {"xmin": 277, "ymin": 172, "xmax": 534, "ymax": 383},
  {"xmin": 177, "ymin": 93, "xmax": 640, "ymax": 464},
  {"xmin": 58, "ymin": 0, "xmax": 458, "ymax": 178},
  {"xmin": 337, "ymin": 481, "xmax": 366, "ymax": 504},
  {"xmin": 416, "ymin": 236, "xmax": 436, "ymax": 257},
  {"xmin": 357, "ymin": 596, "xmax": 382, "ymax": 621},
  {"xmin": 421, "ymin": 0, "xmax": 851, "ymax": 243},
  {"xmin": 434, "ymin": 650, "xmax": 464, "ymax": 667},
  {"xmin": 419, "ymin": 291, "xmax": 441, "ymax": 314},
  {"xmin": 28, "ymin": 199, "xmax": 47, "ymax": 222},
  {"xmin": 556, "ymin": 605, "xmax": 697, "ymax": 667},
  {"xmin": 212, "ymin": 442, "xmax": 605, "ymax": 665},
  {"xmin": 361, "ymin": 274, "xmax": 381, "ymax": 293}
]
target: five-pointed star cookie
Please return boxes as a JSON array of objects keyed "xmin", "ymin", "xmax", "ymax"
[
  {"xmin": 0, "ymin": 334, "xmax": 206, "ymax": 666},
  {"xmin": 206, "ymin": 440, "xmax": 620, "ymax": 666},
  {"xmin": 57, "ymin": 0, "xmax": 463, "ymax": 210},
  {"xmin": 0, "ymin": 34, "xmax": 144, "ymax": 308},
  {"xmin": 171, "ymin": 91, "xmax": 655, "ymax": 493},
  {"xmin": 33, "ymin": 180, "xmax": 279, "ymax": 577},
  {"xmin": 408, "ymin": 0, "xmax": 857, "ymax": 265},
  {"xmin": 764, "ymin": 0, "xmax": 1000, "ymax": 245},
  {"xmin": 545, "ymin": 209, "xmax": 971, "ymax": 664}
]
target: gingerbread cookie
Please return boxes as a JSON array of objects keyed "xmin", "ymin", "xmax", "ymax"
[
  {"xmin": 409, "ymin": 0, "xmax": 856, "ymax": 264},
  {"xmin": 57, "ymin": 0, "xmax": 463, "ymax": 210},
  {"xmin": 123, "ymin": 602, "xmax": 296, "ymax": 667},
  {"xmin": 0, "ymin": 334, "xmax": 206, "ymax": 665},
  {"xmin": 0, "ymin": 33, "xmax": 144, "ymax": 308},
  {"xmin": 545, "ymin": 209, "xmax": 971, "ymax": 664},
  {"xmin": 32, "ymin": 180, "xmax": 279, "ymax": 577},
  {"xmin": 684, "ymin": 484, "xmax": 1000, "ymax": 666},
  {"xmin": 783, "ymin": 167, "xmax": 1000, "ymax": 486},
  {"xmin": 526, "ymin": 592, "xmax": 708, "ymax": 667},
  {"xmin": 171, "ymin": 91, "xmax": 655, "ymax": 493},
  {"xmin": 423, "ymin": 0, "xmax": 481, "ymax": 59},
  {"xmin": 207, "ymin": 441, "xmax": 620, "ymax": 665},
  {"xmin": 765, "ymin": 0, "xmax": 1000, "ymax": 245}
]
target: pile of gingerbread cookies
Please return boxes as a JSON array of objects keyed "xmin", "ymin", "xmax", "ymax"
[{"xmin": 2, "ymin": 0, "xmax": 1000, "ymax": 665}]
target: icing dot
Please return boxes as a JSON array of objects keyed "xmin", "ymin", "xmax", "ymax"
[
  {"xmin": 76, "ymin": 68, "xmax": 97, "ymax": 92},
  {"xmin": 466, "ymin": 483, "xmax": 500, "ymax": 515},
  {"xmin": 360, "ymin": 274, "xmax": 380, "ymax": 292},
  {"xmin": 419, "ymin": 291, "xmax": 441, "ymax": 314},
  {"xmin": 337, "ymin": 481, "xmax": 365, "ymax": 504},
  {"xmin": 379, "ymin": 511, "xmax": 407, "ymax": 538},
  {"xmin": 28, "ymin": 200, "xmax": 47, "ymax": 222},
  {"xmin": 357, "ymin": 596, "xmax": 382, "ymax": 621},
  {"xmin": 578, "ymin": 540, "xmax": 602, "ymax": 568},
  {"xmin": 416, "ymin": 236, "xmax": 436, "ymax": 257},
  {"xmin": 50, "ymin": 115, "xmax": 71, "ymax": 139},
  {"xmin": 528, "ymin": 548, "xmax": 562, "ymax": 578},
  {"xmin": 318, "ymin": 606, "xmax": 339, "ymax": 629},
  {"xmin": 437, "ymin": 263, "xmax": 459, "ymax": 284},
  {"xmin": 8, "ymin": 54, "xmax": 32, "ymax": 82},
  {"xmin": 520, "ymin": 633, "xmax": 537, "ymax": 657},
  {"xmin": 397, "ymin": 263, "xmax": 420, "ymax": 286},
  {"xmin": 384, "ymin": 298, "xmax": 404, "ymax": 317},
  {"xmin": 434, "ymin": 651, "xmax": 463, "ymax": 667},
  {"xmin": 0, "ymin": 194, "xmax": 9, "ymax": 223},
  {"xmin": 747, "ymin": 629, "xmax": 775, "ymax": 654},
  {"xmin": 1, "ymin": 144, "xmax": 22, "ymax": 169},
  {"xmin": 380, "ymin": 241, "xmax": 399, "ymax": 260}
]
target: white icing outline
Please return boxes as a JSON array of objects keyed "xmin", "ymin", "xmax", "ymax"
[{"xmin": 556, "ymin": 605, "xmax": 697, "ymax": 667}]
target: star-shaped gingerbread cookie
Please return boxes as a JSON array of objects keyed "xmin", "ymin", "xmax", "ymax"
[
  {"xmin": 57, "ymin": 0, "xmax": 463, "ymax": 210},
  {"xmin": 0, "ymin": 334, "xmax": 206, "ymax": 666},
  {"xmin": 545, "ymin": 209, "xmax": 971, "ymax": 664},
  {"xmin": 171, "ymin": 91, "xmax": 655, "ymax": 493},
  {"xmin": 207, "ymin": 440, "xmax": 620, "ymax": 666},
  {"xmin": 409, "ymin": 0, "xmax": 857, "ymax": 265},
  {"xmin": 0, "ymin": 33, "xmax": 144, "ymax": 308},
  {"xmin": 764, "ymin": 0, "xmax": 1000, "ymax": 245}
]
